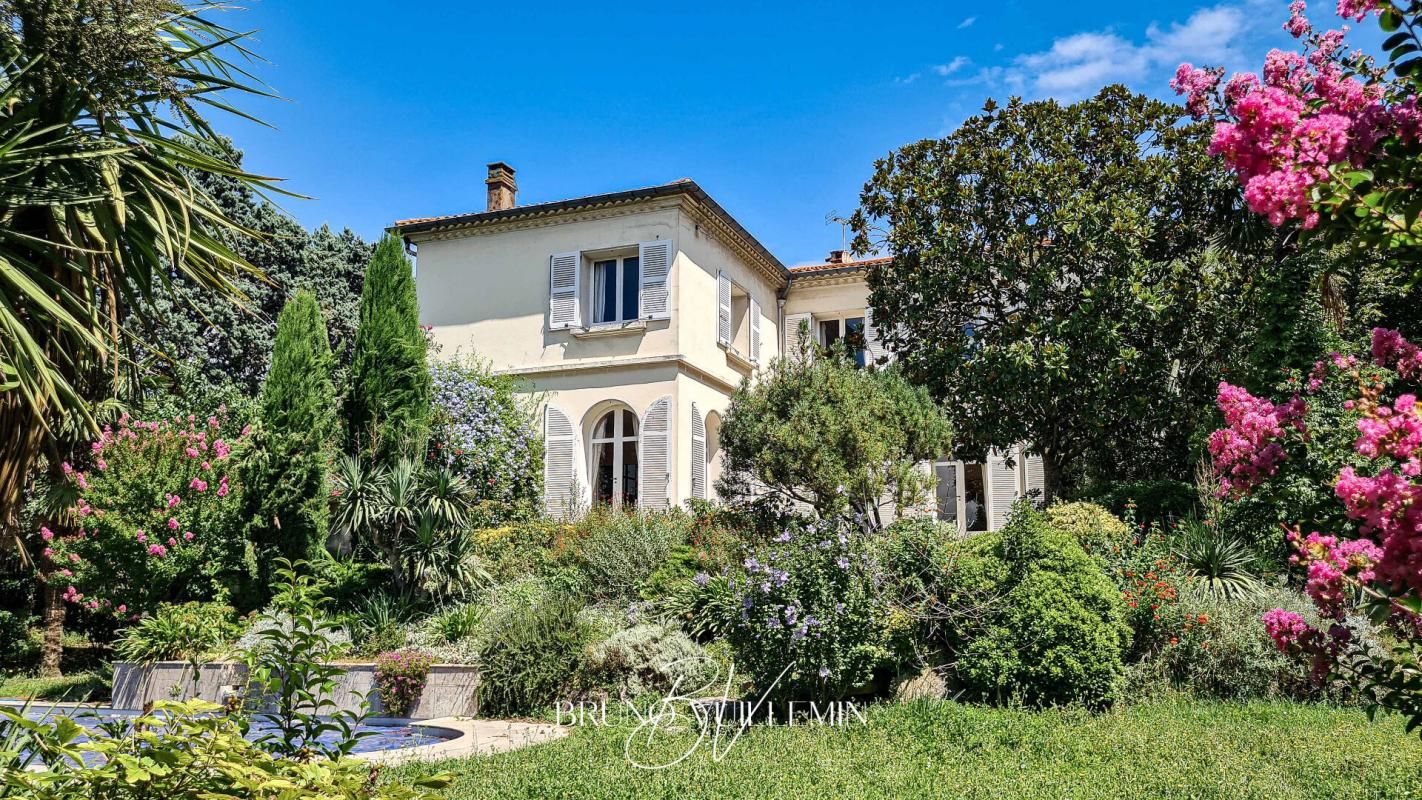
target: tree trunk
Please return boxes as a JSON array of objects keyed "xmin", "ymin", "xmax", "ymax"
[
  {"xmin": 1040, "ymin": 447, "xmax": 1064, "ymax": 505},
  {"xmin": 39, "ymin": 581, "xmax": 65, "ymax": 678}
]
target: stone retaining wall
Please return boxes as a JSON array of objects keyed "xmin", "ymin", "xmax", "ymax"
[{"xmin": 111, "ymin": 661, "xmax": 480, "ymax": 720}]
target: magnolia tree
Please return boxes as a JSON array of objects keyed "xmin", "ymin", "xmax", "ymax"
[
  {"xmin": 1186, "ymin": 0, "xmax": 1422, "ymax": 730},
  {"xmin": 44, "ymin": 413, "xmax": 253, "ymax": 618}
]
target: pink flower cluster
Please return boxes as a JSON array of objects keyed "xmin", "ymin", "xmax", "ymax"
[
  {"xmin": 1173, "ymin": 0, "xmax": 1406, "ymax": 229},
  {"xmin": 1208, "ymin": 382, "xmax": 1306, "ymax": 495},
  {"xmin": 1263, "ymin": 607, "xmax": 1313, "ymax": 650},
  {"xmin": 1372, "ymin": 327, "xmax": 1422, "ymax": 380},
  {"xmin": 1291, "ymin": 531, "xmax": 1383, "ymax": 615}
]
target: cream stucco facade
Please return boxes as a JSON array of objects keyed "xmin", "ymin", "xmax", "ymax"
[{"xmin": 397, "ymin": 168, "xmax": 1041, "ymax": 529}]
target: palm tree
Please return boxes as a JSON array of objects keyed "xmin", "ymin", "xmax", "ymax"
[
  {"xmin": 0, "ymin": 1, "xmax": 283, "ymax": 675},
  {"xmin": 0, "ymin": 1, "xmax": 282, "ymax": 537}
]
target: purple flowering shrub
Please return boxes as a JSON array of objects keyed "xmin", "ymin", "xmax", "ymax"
[
  {"xmin": 374, "ymin": 648, "xmax": 436, "ymax": 717},
  {"xmin": 46, "ymin": 411, "xmax": 253, "ymax": 618},
  {"xmin": 726, "ymin": 517, "xmax": 891, "ymax": 701},
  {"xmin": 426, "ymin": 357, "xmax": 542, "ymax": 522}
]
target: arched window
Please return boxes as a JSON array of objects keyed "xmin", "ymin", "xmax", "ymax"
[{"xmin": 591, "ymin": 409, "xmax": 638, "ymax": 507}]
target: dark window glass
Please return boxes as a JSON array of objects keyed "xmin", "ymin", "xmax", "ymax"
[
  {"xmin": 621, "ymin": 439, "xmax": 639, "ymax": 506},
  {"xmin": 935, "ymin": 464, "xmax": 958, "ymax": 525},
  {"xmin": 594, "ymin": 260, "xmax": 617, "ymax": 324},
  {"xmin": 819, "ymin": 319, "xmax": 841, "ymax": 347},
  {"xmin": 845, "ymin": 317, "xmax": 866, "ymax": 367},
  {"xmin": 622, "ymin": 257, "xmax": 640, "ymax": 320},
  {"xmin": 963, "ymin": 463, "xmax": 988, "ymax": 532},
  {"xmin": 594, "ymin": 441, "xmax": 615, "ymax": 505}
]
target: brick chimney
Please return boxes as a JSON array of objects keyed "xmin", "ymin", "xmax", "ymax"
[
  {"xmin": 485, "ymin": 162, "xmax": 517, "ymax": 212},
  {"xmin": 827, "ymin": 249, "xmax": 849, "ymax": 264}
]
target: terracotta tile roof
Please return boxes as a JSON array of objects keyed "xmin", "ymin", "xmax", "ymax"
[{"xmin": 788, "ymin": 256, "xmax": 892, "ymax": 275}]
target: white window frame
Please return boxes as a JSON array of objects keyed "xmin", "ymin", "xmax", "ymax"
[
  {"xmin": 590, "ymin": 408, "xmax": 639, "ymax": 508},
  {"xmin": 589, "ymin": 254, "xmax": 641, "ymax": 325},
  {"xmin": 934, "ymin": 458, "xmax": 993, "ymax": 533},
  {"xmin": 815, "ymin": 311, "xmax": 869, "ymax": 367}
]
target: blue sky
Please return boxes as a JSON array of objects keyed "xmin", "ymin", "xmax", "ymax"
[{"xmin": 221, "ymin": 0, "xmax": 1365, "ymax": 266}]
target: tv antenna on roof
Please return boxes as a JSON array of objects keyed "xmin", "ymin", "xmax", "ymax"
[{"xmin": 826, "ymin": 212, "xmax": 850, "ymax": 254}]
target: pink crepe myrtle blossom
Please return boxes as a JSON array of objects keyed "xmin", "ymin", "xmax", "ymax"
[
  {"xmin": 190, "ymin": 477, "xmax": 208, "ymax": 492},
  {"xmin": 1336, "ymin": 0, "xmax": 1381, "ymax": 21},
  {"xmin": 1208, "ymin": 382, "xmax": 1306, "ymax": 495},
  {"xmin": 147, "ymin": 544, "xmax": 167, "ymax": 558},
  {"xmin": 39, "ymin": 526, "xmax": 53, "ymax": 541},
  {"xmin": 1286, "ymin": 0, "xmax": 1312, "ymax": 36},
  {"xmin": 167, "ymin": 517, "xmax": 180, "ymax": 531},
  {"xmin": 183, "ymin": 531, "xmax": 194, "ymax": 542}
]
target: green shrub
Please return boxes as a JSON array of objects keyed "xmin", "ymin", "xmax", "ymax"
[
  {"xmin": 654, "ymin": 572, "xmax": 738, "ymax": 642},
  {"xmin": 0, "ymin": 609, "xmax": 36, "ymax": 670},
  {"xmin": 1074, "ymin": 479, "xmax": 1197, "ymax": 524},
  {"xmin": 574, "ymin": 508, "xmax": 691, "ymax": 601},
  {"xmin": 1, "ymin": 700, "xmax": 448, "ymax": 798},
  {"xmin": 726, "ymin": 517, "xmax": 893, "ymax": 701},
  {"xmin": 1044, "ymin": 502, "xmax": 1132, "ymax": 559},
  {"xmin": 478, "ymin": 593, "xmax": 592, "ymax": 716},
  {"xmin": 114, "ymin": 601, "xmax": 242, "ymax": 663},
  {"xmin": 584, "ymin": 623, "xmax": 715, "ymax": 698},
  {"xmin": 1173, "ymin": 519, "xmax": 1263, "ymax": 600},
  {"xmin": 310, "ymin": 557, "xmax": 396, "ymax": 610},
  {"xmin": 954, "ymin": 506, "xmax": 1131, "ymax": 709},
  {"xmin": 1124, "ymin": 586, "xmax": 1353, "ymax": 703}
]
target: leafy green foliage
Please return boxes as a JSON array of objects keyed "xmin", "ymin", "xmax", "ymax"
[
  {"xmin": 573, "ymin": 507, "xmax": 692, "ymax": 601},
  {"xmin": 1044, "ymin": 502, "xmax": 1134, "ymax": 560},
  {"xmin": 718, "ymin": 351, "xmax": 951, "ymax": 527},
  {"xmin": 851, "ymin": 86, "xmax": 1248, "ymax": 493},
  {"xmin": 242, "ymin": 560, "xmax": 366, "ymax": 761},
  {"xmin": 0, "ymin": 610, "xmax": 35, "ymax": 671},
  {"xmin": 0, "ymin": 700, "xmax": 449, "ymax": 799},
  {"xmin": 113, "ymin": 601, "xmax": 242, "ymax": 663},
  {"xmin": 1073, "ymin": 480, "xmax": 1199, "ymax": 525},
  {"xmin": 243, "ymin": 291, "xmax": 338, "ymax": 585},
  {"xmin": 584, "ymin": 623, "xmax": 714, "ymax": 698},
  {"xmin": 1174, "ymin": 520, "xmax": 1263, "ymax": 600},
  {"xmin": 727, "ymin": 517, "xmax": 894, "ymax": 701},
  {"xmin": 347, "ymin": 236, "xmax": 431, "ymax": 462},
  {"xmin": 374, "ymin": 649, "xmax": 435, "ymax": 718},
  {"xmin": 955, "ymin": 506, "xmax": 1131, "ymax": 709},
  {"xmin": 477, "ymin": 593, "xmax": 591, "ymax": 717}
]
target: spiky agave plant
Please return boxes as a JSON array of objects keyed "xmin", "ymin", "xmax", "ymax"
[{"xmin": 1175, "ymin": 519, "xmax": 1263, "ymax": 600}]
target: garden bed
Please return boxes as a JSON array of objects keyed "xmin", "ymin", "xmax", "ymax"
[
  {"xmin": 385, "ymin": 698, "xmax": 1422, "ymax": 799},
  {"xmin": 111, "ymin": 661, "xmax": 480, "ymax": 720}
]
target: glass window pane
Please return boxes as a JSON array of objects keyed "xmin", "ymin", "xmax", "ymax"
[
  {"xmin": 594, "ymin": 442, "xmax": 615, "ymax": 505},
  {"xmin": 594, "ymin": 411, "xmax": 615, "ymax": 440},
  {"xmin": 963, "ymin": 463, "xmax": 988, "ymax": 532},
  {"xmin": 621, "ymin": 439, "xmax": 639, "ymax": 506},
  {"xmin": 819, "ymin": 319, "xmax": 841, "ymax": 346},
  {"xmin": 845, "ymin": 317, "xmax": 866, "ymax": 367},
  {"xmin": 622, "ymin": 257, "xmax": 640, "ymax": 321},
  {"xmin": 594, "ymin": 260, "xmax": 617, "ymax": 324},
  {"xmin": 622, "ymin": 410, "xmax": 638, "ymax": 437},
  {"xmin": 935, "ymin": 463, "xmax": 958, "ymax": 525}
]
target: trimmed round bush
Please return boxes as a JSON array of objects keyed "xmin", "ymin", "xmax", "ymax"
[
  {"xmin": 1045, "ymin": 501, "xmax": 1132, "ymax": 559},
  {"xmin": 955, "ymin": 506, "xmax": 1130, "ymax": 709}
]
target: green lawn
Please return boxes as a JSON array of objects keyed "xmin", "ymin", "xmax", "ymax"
[
  {"xmin": 387, "ymin": 698, "xmax": 1422, "ymax": 800},
  {"xmin": 0, "ymin": 672, "xmax": 109, "ymax": 702}
]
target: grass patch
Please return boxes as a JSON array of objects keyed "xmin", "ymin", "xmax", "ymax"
[
  {"xmin": 0, "ymin": 672, "xmax": 109, "ymax": 702},
  {"xmin": 386, "ymin": 698, "xmax": 1422, "ymax": 799}
]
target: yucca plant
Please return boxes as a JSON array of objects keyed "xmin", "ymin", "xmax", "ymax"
[
  {"xmin": 1175, "ymin": 519, "xmax": 1263, "ymax": 600},
  {"xmin": 0, "ymin": 1, "xmax": 284, "ymax": 548}
]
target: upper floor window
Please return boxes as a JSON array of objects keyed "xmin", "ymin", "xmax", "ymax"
[
  {"xmin": 818, "ymin": 313, "xmax": 867, "ymax": 367},
  {"xmin": 593, "ymin": 256, "xmax": 640, "ymax": 324},
  {"xmin": 717, "ymin": 271, "xmax": 762, "ymax": 365},
  {"xmin": 549, "ymin": 241, "xmax": 672, "ymax": 331}
]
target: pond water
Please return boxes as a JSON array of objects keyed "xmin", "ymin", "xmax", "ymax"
[{"xmin": 8, "ymin": 705, "xmax": 453, "ymax": 756}]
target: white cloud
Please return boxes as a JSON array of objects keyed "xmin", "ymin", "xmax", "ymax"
[
  {"xmin": 958, "ymin": 16, "xmax": 977, "ymax": 29},
  {"xmin": 934, "ymin": 56, "xmax": 972, "ymax": 77},
  {"xmin": 1005, "ymin": 4, "xmax": 1250, "ymax": 99},
  {"xmin": 895, "ymin": 72, "xmax": 922, "ymax": 85}
]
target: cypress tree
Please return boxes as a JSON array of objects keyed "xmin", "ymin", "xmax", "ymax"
[
  {"xmin": 347, "ymin": 234, "xmax": 431, "ymax": 462},
  {"xmin": 246, "ymin": 290, "xmax": 338, "ymax": 574}
]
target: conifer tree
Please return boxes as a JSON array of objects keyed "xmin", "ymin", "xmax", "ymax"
[
  {"xmin": 347, "ymin": 235, "xmax": 431, "ymax": 462},
  {"xmin": 245, "ymin": 290, "xmax": 338, "ymax": 573}
]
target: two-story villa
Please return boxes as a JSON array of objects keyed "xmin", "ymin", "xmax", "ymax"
[{"xmin": 394, "ymin": 163, "xmax": 1042, "ymax": 532}]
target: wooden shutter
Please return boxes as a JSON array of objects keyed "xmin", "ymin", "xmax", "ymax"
[
  {"xmin": 749, "ymin": 298, "xmax": 762, "ymax": 364},
  {"xmin": 690, "ymin": 403, "xmax": 707, "ymax": 500},
  {"xmin": 783, "ymin": 313, "xmax": 812, "ymax": 360},
  {"xmin": 986, "ymin": 450, "xmax": 1020, "ymax": 531},
  {"xmin": 863, "ymin": 307, "xmax": 890, "ymax": 366},
  {"xmin": 639, "ymin": 240, "xmax": 673, "ymax": 320},
  {"xmin": 716, "ymin": 272, "xmax": 732, "ymax": 345},
  {"xmin": 549, "ymin": 252, "xmax": 581, "ymax": 329},
  {"xmin": 543, "ymin": 405, "xmax": 577, "ymax": 518},
  {"xmin": 1020, "ymin": 444, "xmax": 1046, "ymax": 505},
  {"xmin": 639, "ymin": 396, "xmax": 672, "ymax": 510}
]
